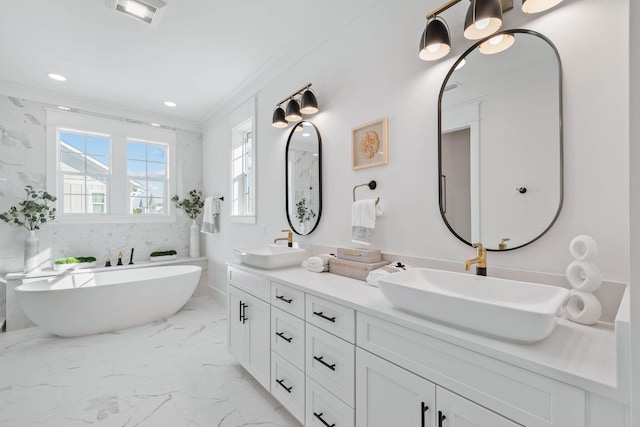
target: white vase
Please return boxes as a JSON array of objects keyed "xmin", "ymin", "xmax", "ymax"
[
  {"xmin": 24, "ymin": 230, "xmax": 40, "ymax": 273},
  {"xmin": 189, "ymin": 219, "xmax": 200, "ymax": 258}
]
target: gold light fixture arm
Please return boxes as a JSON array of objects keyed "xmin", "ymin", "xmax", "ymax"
[{"xmin": 276, "ymin": 83, "xmax": 313, "ymax": 107}]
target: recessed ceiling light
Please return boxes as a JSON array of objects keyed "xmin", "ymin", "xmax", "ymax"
[
  {"xmin": 106, "ymin": 0, "xmax": 167, "ymax": 25},
  {"xmin": 48, "ymin": 73, "xmax": 67, "ymax": 82},
  {"xmin": 57, "ymin": 106, "xmax": 71, "ymax": 111},
  {"xmin": 150, "ymin": 123, "xmax": 161, "ymax": 127},
  {"xmin": 164, "ymin": 101, "xmax": 176, "ymax": 107}
]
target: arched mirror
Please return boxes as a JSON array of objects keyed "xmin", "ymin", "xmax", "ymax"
[
  {"xmin": 439, "ymin": 29, "xmax": 562, "ymax": 251},
  {"xmin": 286, "ymin": 121, "xmax": 322, "ymax": 235}
]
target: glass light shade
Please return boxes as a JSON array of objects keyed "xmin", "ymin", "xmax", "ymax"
[
  {"xmin": 479, "ymin": 33, "xmax": 515, "ymax": 54},
  {"xmin": 272, "ymin": 106, "xmax": 288, "ymax": 128},
  {"xmin": 418, "ymin": 18, "xmax": 451, "ymax": 61},
  {"xmin": 464, "ymin": 0, "xmax": 503, "ymax": 40},
  {"xmin": 300, "ymin": 90, "xmax": 319, "ymax": 114},
  {"xmin": 285, "ymin": 99, "xmax": 302, "ymax": 121},
  {"xmin": 522, "ymin": 0, "xmax": 563, "ymax": 13}
]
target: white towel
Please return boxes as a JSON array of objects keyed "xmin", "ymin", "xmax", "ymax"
[
  {"xmin": 366, "ymin": 261, "xmax": 411, "ymax": 287},
  {"xmin": 352, "ymin": 199, "xmax": 383, "ymax": 246},
  {"xmin": 201, "ymin": 197, "xmax": 221, "ymax": 234},
  {"xmin": 302, "ymin": 254, "xmax": 335, "ymax": 273}
]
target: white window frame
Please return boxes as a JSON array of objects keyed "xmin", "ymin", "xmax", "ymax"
[
  {"xmin": 229, "ymin": 98, "xmax": 256, "ymax": 224},
  {"xmin": 46, "ymin": 109, "xmax": 177, "ymax": 224}
]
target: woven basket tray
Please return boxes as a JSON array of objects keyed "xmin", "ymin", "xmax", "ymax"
[
  {"xmin": 329, "ymin": 258, "xmax": 388, "ymax": 281},
  {"xmin": 336, "ymin": 247, "xmax": 382, "ymax": 263}
]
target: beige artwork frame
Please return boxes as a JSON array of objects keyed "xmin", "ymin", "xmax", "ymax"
[{"xmin": 351, "ymin": 117, "xmax": 388, "ymax": 170}]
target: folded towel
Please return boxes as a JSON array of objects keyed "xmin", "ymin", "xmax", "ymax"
[
  {"xmin": 302, "ymin": 254, "xmax": 336, "ymax": 273},
  {"xmin": 366, "ymin": 261, "xmax": 410, "ymax": 287},
  {"xmin": 201, "ymin": 197, "xmax": 221, "ymax": 234},
  {"xmin": 352, "ymin": 199, "xmax": 383, "ymax": 246}
]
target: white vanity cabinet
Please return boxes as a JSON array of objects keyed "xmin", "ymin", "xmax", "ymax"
[
  {"xmin": 356, "ymin": 348, "xmax": 518, "ymax": 427},
  {"xmin": 226, "ymin": 268, "xmax": 271, "ymax": 391}
]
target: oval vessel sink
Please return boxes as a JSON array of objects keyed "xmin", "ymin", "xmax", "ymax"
[
  {"xmin": 377, "ymin": 268, "xmax": 570, "ymax": 343},
  {"xmin": 234, "ymin": 245, "xmax": 306, "ymax": 269}
]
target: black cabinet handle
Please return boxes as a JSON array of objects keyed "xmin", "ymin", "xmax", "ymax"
[
  {"xmin": 241, "ymin": 303, "xmax": 248, "ymax": 323},
  {"xmin": 438, "ymin": 411, "xmax": 446, "ymax": 427},
  {"xmin": 313, "ymin": 311, "xmax": 336, "ymax": 323},
  {"xmin": 313, "ymin": 412, "xmax": 335, "ymax": 427},
  {"xmin": 238, "ymin": 301, "xmax": 243, "ymax": 322},
  {"xmin": 275, "ymin": 332, "xmax": 293, "ymax": 342},
  {"xmin": 276, "ymin": 295, "xmax": 293, "ymax": 304},
  {"xmin": 313, "ymin": 355, "xmax": 336, "ymax": 371},
  {"xmin": 275, "ymin": 379, "xmax": 292, "ymax": 393},
  {"xmin": 421, "ymin": 402, "xmax": 429, "ymax": 427}
]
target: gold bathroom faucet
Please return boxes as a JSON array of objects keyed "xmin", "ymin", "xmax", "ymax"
[
  {"xmin": 274, "ymin": 230, "xmax": 293, "ymax": 247},
  {"xmin": 465, "ymin": 243, "xmax": 487, "ymax": 276}
]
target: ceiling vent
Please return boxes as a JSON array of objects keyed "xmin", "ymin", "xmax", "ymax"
[{"xmin": 105, "ymin": 0, "xmax": 167, "ymax": 25}]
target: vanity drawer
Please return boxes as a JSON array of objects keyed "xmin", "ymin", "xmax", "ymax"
[
  {"xmin": 306, "ymin": 323, "xmax": 355, "ymax": 407},
  {"xmin": 306, "ymin": 294, "xmax": 355, "ymax": 343},
  {"xmin": 306, "ymin": 376, "xmax": 354, "ymax": 427},
  {"xmin": 271, "ymin": 281, "xmax": 305, "ymax": 319},
  {"xmin": 271, "ymin": 307, "xmax": 305, "ymax": 370},
  {"xmin": 271, "ymin": 351, "xmax": 305, "ymax": 424},
  {"xmin": 357, "ymin": 312, "xmax": 585, "ymax": 427},
  {"xmin": 228, "ymin": 267, "xmax": 270, "ymax": 302}
]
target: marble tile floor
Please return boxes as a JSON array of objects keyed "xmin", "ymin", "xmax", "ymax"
[{"xmin": 0, "ymin": 297, "xmax": 301, "ymax": 427}]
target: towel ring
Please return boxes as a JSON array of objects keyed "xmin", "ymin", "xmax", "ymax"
[{"xmin": 353, "ymin": 180, "xmax": 379, "ymax": 205}]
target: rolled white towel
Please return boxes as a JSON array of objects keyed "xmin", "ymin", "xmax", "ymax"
[
  {"xmin": 302, "ymin": 254, "xmax": 335, "ymax": 273},
  {"xmin": 366, "ymin": 261, "xmax": 410, "ymax": 287}
]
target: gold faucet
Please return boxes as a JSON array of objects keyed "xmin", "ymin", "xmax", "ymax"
[
  {"xmin": 274, "ymin": 229, "xmax": 293, "ymax": 247},
  {"xmin": 465, "ymin": 243, "xmax": 487, "ymax": 276},
  {"xmin": 499, "ymin": 238, "xmax": 510, "ymax": 250}
]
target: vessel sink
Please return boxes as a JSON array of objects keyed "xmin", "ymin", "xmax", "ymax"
[
  {"xmin": 377, "ymin": 268, "xmax": 570, "ymax": 343},
  {"xmin": 234, "ymin": 245, "xmax": 307, "ymax": 269}
]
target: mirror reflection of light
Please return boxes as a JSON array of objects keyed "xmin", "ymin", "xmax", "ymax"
[
  {"xmin": 303, "ymin": 133, "xmax": 311, "ymax": 137},
  {"xmin": 455, "ymin": 59, "xmax": 466, "ymax": 70}
]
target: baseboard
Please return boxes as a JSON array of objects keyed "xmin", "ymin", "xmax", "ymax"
[{"xmin": 209, "ymin": 284, "xmax": 227, "ymax": 306}]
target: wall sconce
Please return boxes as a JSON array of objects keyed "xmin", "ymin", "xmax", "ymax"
[
  {"xmin": 418, "ymin": 0, "xmax": 563, "ymax": 61},
  {"xmin": 272, "ymin": 83, "xmax": 319, "ymax": 128}
]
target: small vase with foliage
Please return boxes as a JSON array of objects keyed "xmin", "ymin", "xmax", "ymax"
[
  {"xmin": 296, "ymin": 198, "xmax": 316, "ymax": 232},
  {"xmin": 172, "ymin": 190, "xmax": 205, "ymax": 258},
  {"xmin": 0, "ymin": 186, "xmax": 57, "ymax": 272}
]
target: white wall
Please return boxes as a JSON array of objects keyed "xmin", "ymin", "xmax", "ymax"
[
  {"xmin": 0, "ymin": 95, "xmax": 203, "ymax": 289},
  {"xmin": 203, "ymin": 0, "xmax": 629, "ymax": 298}
]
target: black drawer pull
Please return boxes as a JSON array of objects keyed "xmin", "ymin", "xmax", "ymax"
[
  {"xmin": 241, "ymin": 303, "xmax": 248, "ymax": 323},
  {"xmin": 421, "ymin": 402, "xmax": 429, "ymax": 427},
  {"xmin": 276, "ymin": 295, "xmax": 293, "ymax": 304},
  {"xmin": 313, "ymin": 355, "xmax": 336, "ymax": 371},
  {"xmin": 238, "ymin": 301, "xmax": 242, "ymax": 322},
  {"xmin": 313, "ymin": 311, "xmax": 336, "ymax": 323},
  {"xmin": 276, "ymin": 379, "xmax": 292, "ymax": 393},
  {"xmin": 313, "ymin": 412, "xmax": 335, "ymax": 427},
  {"xmin": 438, "ymin": 411, "xmax": 447, "ymax": 427},
  {"xmin": 275, "ymin": 332, "xmax": 293, "ymax": 342}
]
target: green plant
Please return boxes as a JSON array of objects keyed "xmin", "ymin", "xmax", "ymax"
[
  {"xmin": 150, "ymin": 250, "xmax": 177, "ymax": 257},
  {"xmin": 55, "ymin": 256, "xmax": 97, "ymax": 265},
  {"xmin": 0, "ymin": 186, "xmax": 57, "ymax": 231},
  {"xmin": 172, "ymin": 190, "xmax": 204, "ymax": 220},
  {"xmin": 295, "ymin": 198, "xmax": 316, "ymax": 223}
]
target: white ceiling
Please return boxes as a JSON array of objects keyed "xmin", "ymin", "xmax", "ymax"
[{"xmin": 0, "ymin": 0, "xmax": 381, "ymax": 126}]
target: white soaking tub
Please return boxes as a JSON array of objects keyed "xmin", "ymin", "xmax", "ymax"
[{"xmin": 14, "ymin": 265, "xmax": 202, "ymax": 337}]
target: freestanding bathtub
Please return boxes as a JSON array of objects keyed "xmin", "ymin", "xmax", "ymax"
[{"xmin": 14, "ymin": 265, "xmax": 202, "ymax": 337}]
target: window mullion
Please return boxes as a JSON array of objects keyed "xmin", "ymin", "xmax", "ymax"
[{"xmin": 111, "ymin": 135, "xmax": 128, "ymax": 215}]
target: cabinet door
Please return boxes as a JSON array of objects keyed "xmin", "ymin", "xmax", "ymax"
[
  {"xmin": 244, "ymin": 291, "xmax": 271, "ymax": 390},
  {"xmin": 356, "ymin": 348, "xmax": 436, "ymax": 427},
  {"xmin": 227, "ymin": 286, "xmax": 247, "ymax": 364},
  {"xmin": 436, "ymin": 387, "xmax": 520, "ymax": 427}
]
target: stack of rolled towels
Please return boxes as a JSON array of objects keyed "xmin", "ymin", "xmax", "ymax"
[
  {"xmin": 302, "ymin": 254, "xmax": 336, "ymax": 273},
  {"xmin": 366, "ymin": 261, "xmax": 411, "ymax": 287},
  {"xmin": 563, "ymin": 235, "xmax": 602, "ymax": 325}
]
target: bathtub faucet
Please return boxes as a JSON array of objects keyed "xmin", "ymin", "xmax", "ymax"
[{"xmin": 128, "ymin": 248, "xmax": 134, "ymax": 265}]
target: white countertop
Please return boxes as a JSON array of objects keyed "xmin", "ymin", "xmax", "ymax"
[{"xmin": 227, "ymin": 260, "xmax": 629, "ymax": 404}]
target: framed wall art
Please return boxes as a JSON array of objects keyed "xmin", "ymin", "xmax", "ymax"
[{"xmin": 351, "ymin": 117, "xmax": 388, "ymax": 170}]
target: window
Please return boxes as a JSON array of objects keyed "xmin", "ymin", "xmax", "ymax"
[
  {"xmin": 47, "ymin": 110, "xmax": 176, "ymax": 223},
  {"xmin": 229, "ymin": 98, "xmax": 256, "ymax": 223}
]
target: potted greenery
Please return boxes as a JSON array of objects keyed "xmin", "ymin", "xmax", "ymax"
[
  {"xmin": 172, "ymin": 190, "xmax": 204, "ymax": 258},
  {"xmin": 295, "ymin": 198, "xmax": 316, "ymax": 233},
  {"xmin": 54, "ymin": 256, "xmax": 98, "ymax": 271},
  {"xmin": 0, "ymin": 186, "xmax": 57, "ymax": 272}
]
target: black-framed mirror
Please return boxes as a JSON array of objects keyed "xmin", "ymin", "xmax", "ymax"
[
  {"xmin": 438, "ymin": 29, "xmax": 563, "ymax": 251},
  {"xmin": 286, "ymin": 121, "xmax": 322, "ymax": 235}
]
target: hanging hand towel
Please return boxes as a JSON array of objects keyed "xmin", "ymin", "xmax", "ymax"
[
  {"xmin": 201, "ymin": 197, "xmax": 220, "ymax": 234},
  {"xmin": 352, "ymin": 199, "xmax": 383, "ymax": 246}
]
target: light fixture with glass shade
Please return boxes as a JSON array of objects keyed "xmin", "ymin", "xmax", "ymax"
[
  {"xmin": 464, "ymin": 0, "xmax": 503, "ymax": 40},
  {"xmin": 479, "ymin": 32, "xmax": 515, "ymax": 54},
  {"xmin": 419, "ymin": 16, "xmax": 451, "ymax": 61},
  {"xmin": 522, "ymin": 0, "xmax": 563, "ymax": 13}
]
